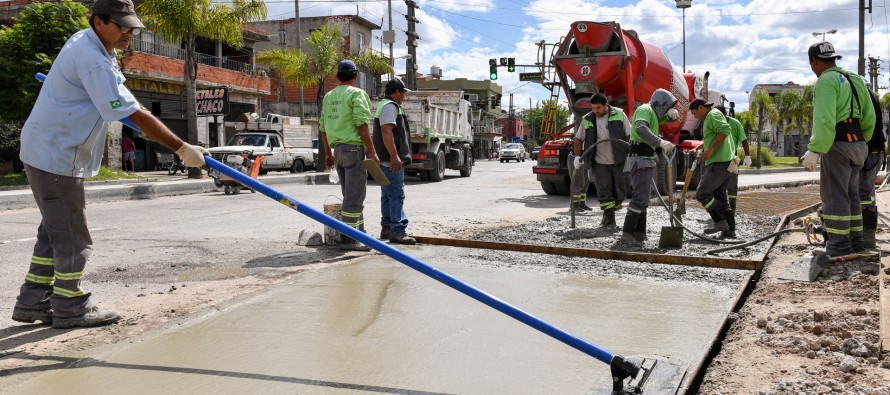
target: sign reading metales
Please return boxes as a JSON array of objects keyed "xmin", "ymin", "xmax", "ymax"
[
  {"xmin": 519, "ymin": 72, "xmax": 543, "ymax": 82},
  {"xmin": 195, "ymin": 87, "xmax": 228, "ymax": 116}
]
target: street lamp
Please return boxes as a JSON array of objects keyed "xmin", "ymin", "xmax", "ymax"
[
  {"xmin": 676, "ymin": 0, "xmax": 692, "ymax": 73},
  {"xmin": 811, "ymin": 29, "xmax": 837, "ymax": 42}
]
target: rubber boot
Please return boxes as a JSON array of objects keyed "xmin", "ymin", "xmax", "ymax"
[
  {"xmin": 863, "ymin": 205, "xmax": 877, "ymax": 249},
  {"xmin": 600, "ymin": 208, "xmax": 617, "ymax": 229},
  {"xmin": 634, "ymin": 210, "xmax": 648, "ymax": 242},
  {"xmin": 729, "ymin": 198, "xmax": 737, "ymax": 213},
  {"xmin": 621, "ymin": 211, "xmax": 642, "ymax": 246},
  {"xmin": 720, "ymin": 209, "xmax": 736, "ymax": 239},
  {"xmin": 704, "ymin": 210, "xmax": 729, "ymax": 234}
]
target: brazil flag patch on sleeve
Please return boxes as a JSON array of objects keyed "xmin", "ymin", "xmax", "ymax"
[{"xmin": 109, "ymin": 100, "xmax": 122, "ymax": 109}]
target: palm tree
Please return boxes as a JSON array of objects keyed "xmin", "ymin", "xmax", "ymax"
[
  {"xmin": 784, "ymin": 85, "xmax": 814, "ymax": 157},
  {"xmin": 749, "ymin": 88, "xmax": 779, "ymax": 168},
  {"xmin": 138, "ymin": 0, "xmax": 267, "ymax": 178},
  {"xmin": 774, "ymin": 90, "xmax": 799, "ymax": 154},
  {"xmin": 256, "ymin": 23, "xmax": 392, "ymax": 167}
]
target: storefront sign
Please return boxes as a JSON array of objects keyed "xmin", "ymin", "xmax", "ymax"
[
  {"xmin": 195, "ymin": 87, "xmax": 228, "ymax": 116},
  {"xmin": 125, "ymin": 78, "xmax": 182, "ymax": 95}
]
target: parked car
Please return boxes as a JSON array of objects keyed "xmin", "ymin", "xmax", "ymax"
[
  {"xmin": 499, "ymin": 143, "xmax": 527, "ymax": 163},
  {"xmin": 531, "ymin": 146, "xmax": 540, "ymax": 160}
]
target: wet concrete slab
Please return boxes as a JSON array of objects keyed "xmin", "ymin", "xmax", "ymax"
[{"xmin": 2, "ymin": 255, "xmax": 747, "ymax": 394}]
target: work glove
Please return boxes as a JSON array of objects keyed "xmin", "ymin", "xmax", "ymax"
[
  {"xmin": 659, "ymin": 139, "xmax": 675, "ymax": 154},
  {"xmin": 742, "ymin": 156, "xmax": 752, "ymax": 167},
  {"xmin": 573, "ymin": 156, "xmax": 582, "ymax": 170},
  {"xmin": 728, "ymin": 156, "xmax": 740, "ymax": 174},
  {"xmin": 800, "ymin": 150, "xmax": 819, "ymax": 172},
  {"xmin": 175, "ymin": 142, "xmax": 210, "ymax": 168},
  {"xmin": 666, "ymin": 108, "xmax": 681, "ymax": 122}
]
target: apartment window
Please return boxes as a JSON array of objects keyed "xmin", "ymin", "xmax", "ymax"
[{"xmin": 357, "ymin": 32, "xmax": 366, "ymax": 51}]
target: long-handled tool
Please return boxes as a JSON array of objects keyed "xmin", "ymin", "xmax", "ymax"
[
  {"xmin": 207, "ymin": 156, "xmax": 685, "ymax": 393},
  {"xmin": 659, "ymin": 150, "xmax": 684, "ymax": 248},
  {"xmin": 674, "ymin": 150, "xmax": 702, "ymax": 219},
  {"xmin": 779, "ymin": 250, "xmax": 879, "ymax": 282}
]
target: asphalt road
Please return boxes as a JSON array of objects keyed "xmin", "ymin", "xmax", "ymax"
[{"xmin": 0, "ymin": 161, "xmax": 806, "ymax": 393}]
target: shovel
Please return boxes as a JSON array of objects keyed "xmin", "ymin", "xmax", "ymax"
[
  {"xmin": 675, "ymin": 150, "xmax": 702, "ymax": 219},
  {"xmin": 659, "ymin": 150, "xmax": 684, "ymax": 249}
]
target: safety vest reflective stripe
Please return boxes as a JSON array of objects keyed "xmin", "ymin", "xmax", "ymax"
[
  {"xmin": 573, "ymin": 194, "xmax": 587, "ymax": 203},
  {"xmin": 600, "ymin": 202, "xmax": 617, "ymax": 209},
  {"xmin": 25, "ymin": 273, "xmax": 54, "ymax": 285},
  {"xmin": 53, "ymin": 287, "xmax": 85, "ymax": 298},
  {"xmin": 31, "ymin": 256, "xmax": 54, "ymax": 266},
  {"xmin": 703, "ymin": 197, "xmax": 715, "ymax": 210},
  {"xmin": 728, "ymin": 195, "xmax": 738, "ymax": 199},
  {"xmin": 823, "ymin": 214, "xmax": 857, "ymax": 221},
  {"xmin": 341, "ymin": 211, "xmax": 364, "ymax": 228},
  {"xmin": 850, "ymin": 225, "xmax": 864, "ymax": 232},
  {"xmin": 824, "ymin": 226, "xmax": 850, "ymax": 235},
  {"xmin": 860, "ymin": 200, "xmax": 874, "ymax": 205},
  {"xmin": 54, "ymin": 271, "xmax": 83, "ymax": 281}
]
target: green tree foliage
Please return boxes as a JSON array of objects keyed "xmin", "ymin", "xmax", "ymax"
[
  {"xmin": 521, "ymin": 100, "xmax": 570, "ymax": 144},
  {"xmin": 0, "ymin": 1, "xmax": 89, "ymax": 121},
  {"xmin": 139, "ymin": 0, "xmax": 267, "ymax": 177},
  {"xmin": 748, "ymin": 88, "xmax": 779, "ymax": 168},
  {"xmin": 881, "ymin": 92, "xmax": 890, "ymax": 111},
  {"xmin": 256, "ymin": 23, "xmax": 393, "ymax": 113}
]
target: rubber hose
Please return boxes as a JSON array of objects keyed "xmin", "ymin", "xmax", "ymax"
[{"xmin": 706, "ymin": 228, "xmax": 804, "ymax": 255}]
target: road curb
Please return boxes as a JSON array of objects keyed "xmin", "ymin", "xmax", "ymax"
[{"xmin": 0, "ymin": 173, "xmax": 330, "ymax": 211}]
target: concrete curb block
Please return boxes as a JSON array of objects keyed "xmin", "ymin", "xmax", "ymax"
[{"xmin": 0, "ymin": 174, "xmax": 330, "ymax": 211}]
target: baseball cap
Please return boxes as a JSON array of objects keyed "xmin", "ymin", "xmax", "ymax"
[
  {"xmin": 808, "ymin": 41, "xmax": 842, "ymax": 60},
  {"xmin": 92, "ymin": 0, "xmax": 144, "ymax": 29},
  {"xmin": 689, "ymin": 98, "xmax": 713, "ymax": 110},
  {"xmin": 385, "ymin": 77, "xmax": 410, "ymax": 92},
  {"xmin": 337, "ymin": 60, "xmax": 357, "ymax": 73}
]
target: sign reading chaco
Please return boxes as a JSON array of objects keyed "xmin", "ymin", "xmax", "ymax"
[{"xmin": 195, "ymin": 87, "xmax": 228, "ymax": 116}]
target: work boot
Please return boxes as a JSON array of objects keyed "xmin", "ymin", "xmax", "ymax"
[
  {"xmin": 579, "ymin": 202, "xmax": 594, "ymax": 211},
  {"xmin": 339, "ymin": 235, "xmax": 371, "ymax": 251},
  {"xmin": 600, "ymin": 209, "xmax": 617, "ymax": 229},
  {"xmin": 863, "ymin": 206, "xmax": 878, "ymax": 249},
  {"xmin": 719, "ymin": 230, "xmax": 737, "ymax": 239},
  {"xmin": 52, "ymin": 306, "xmax": 120, "ymax": 329},
  {"xmin": 634, "ymin": 211, "xmax": 648, "ymax": 241},
  {"xmin": 621, "ymin": 211, "xmax": 642, "ymax": 247},
  {"xmin": 12, "ymin": 306, "xmax": 52, "ymax": 325},
  {"xmin": 704, "ymin": 210, "xmax": 728, "ymax": 234},
  {"xmin": 379, "ymin": 227, "xmax": 391, "ymax": 241},
  {"xmin": 725, "ymin": 209, "xmax": 736, "ymax": 232},
  {"xmin": 390, "ymin": 234, "xmax": 417, "ymax": 245}
]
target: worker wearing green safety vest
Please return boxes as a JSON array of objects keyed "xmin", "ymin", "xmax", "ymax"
[{"xmin": 690, "ymin": 99, "xmax": 737, "ymax": 239}]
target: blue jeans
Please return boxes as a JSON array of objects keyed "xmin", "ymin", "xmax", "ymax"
[{"xmin": 380, "ymin": 165, "xmax": 409, "ymax": 236}]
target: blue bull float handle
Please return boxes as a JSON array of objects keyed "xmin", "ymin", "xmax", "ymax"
[
  {"xmin": 204, "ymin": 155, "xmax": 616, "ymax": 365},
  {"xmin": 35, "ymin": 72, "xmax": 142, "ymax": 131}
]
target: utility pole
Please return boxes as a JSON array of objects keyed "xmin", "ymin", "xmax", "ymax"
[
  {"xmin": 509, "ymin": 93, "xmax": 515, "ymax": 142},
  {"xmin": 295, "ymin": 0, "xmax": 305, "ymax": 123},
  {"xmin": 388, "ymin": 0, "xmax": 393, "ymax": 79},
  {"xmin": 404, "ymin": 0, "xmax": 420, "ymax": 90},
  {"xmin": 859, "ymin": 0, "xmax": 871, "ymax": 76},
  {"xmin": 868, "ymin": 56, "xmax": 881, "ymax": 93}
]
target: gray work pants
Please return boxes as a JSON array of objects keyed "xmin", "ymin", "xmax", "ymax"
[
  {"xmin": 727, "ymin": 172, "xmax": 739, "ymax": 209},
  {"xmin": 16, "ymin": 164, "xmax": 93, "ymax": 317},
  {"xmin": 569, "ymin": 153, "xmax": 592, "ymax": 203},
  {"xmin": 821, "ymin": 141, "xmax": 868, "ymax": 254},
  {"xmin": 695, "ymin": 162, "xmax": 732, "ymax": 215},
  {"xmin": 858, "ymin": 152, "xmax": 883, "ymax": 206},
  {"xmin": 335, "ymin": 144, "xmax": 368, "ymax": 232},
  {"xmin": 627, "ymin": 166, "xmax": 654, "ymax": 214},
  {"xmin": 593, "ymin": 162, "xmax": 628, "ymax": 210}
]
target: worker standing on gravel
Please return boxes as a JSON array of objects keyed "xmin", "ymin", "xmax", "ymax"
[
  {"xmin": 715, "ymin": 105, "xmax": 751, "ymax": 213},
  {"xmin": 320, "ymin": 59, "xmax": 380, "ymax": 252},
  {"xmin": 12, "ymin": 0, "xmax": 210, "ymax": 329},
  {"xmin": 859, "ymin": 85, "xmax": 885, "ymax": 249},
  {"xmin": 571, "ymin": 93, "xmax": 631, "ymax": 228},
  {"xmin": 620, "ymin": 89, "xmax": 680, "ymax": 246},
  {"xmin": 803, "ymin": 42, "xmax": 875, "ymax": 256},
  {"xmin": 690, "ymin": 99, "xmax": 737, "ymax": 239}
]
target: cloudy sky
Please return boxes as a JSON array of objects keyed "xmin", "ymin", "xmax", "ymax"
[{"xmin": 263, "ymin": 0, "xmax": 888, "ymax": 112}]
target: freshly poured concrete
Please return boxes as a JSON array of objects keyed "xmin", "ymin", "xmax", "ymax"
[{"xmin": 4, "ymin": 254, "xmax": 743, "ymax": 394}]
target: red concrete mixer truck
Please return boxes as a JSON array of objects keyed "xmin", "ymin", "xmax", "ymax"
[{"xmin": 533, "ymin": 21, "xmax": 727, "ymax": 196}]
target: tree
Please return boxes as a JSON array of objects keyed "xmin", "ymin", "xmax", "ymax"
[
  {"xmin": 0, "ymin": 0, "xmax": 89, "ymax": 122},
  {"xmin": 139, "ymin": 0, "xmax": 267, "ymax": 178},
  {"xmin": 255, "ymin": 23, "xmax": 392, "ymax": 115},
  {"xmin": 521, "ymin": 100, "xmax": 570, "ymax": 144},
  {"xmin": 748, "ymin": 88, "xmax": 779, "ymax": 168},
  {"xmin": 784, "ymin": 85, "xmax": 814, "ymax": 157},
  {"xmin": 881, "ymin": 92, "xmax": 890, "ymax": 111},
  {"xmin": 774, "ymin": 90, "xmax": 798, "ymax": 153},
  {"xmin": 255, "ymin": 23, "xmax": 392, "ymax": 168}
]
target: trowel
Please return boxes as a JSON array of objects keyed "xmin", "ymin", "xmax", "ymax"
[
  {"xmin": 659, "ymin": 150, "xmax": 684, "ymax": 248},
  {"xmin": 779, "ymin": 250, "xmax": 879, "ymax": 282}
]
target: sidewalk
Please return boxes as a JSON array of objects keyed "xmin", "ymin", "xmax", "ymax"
[{"xmin": 0, "ymin": 170, "xmax": 331, "ymax": 211}]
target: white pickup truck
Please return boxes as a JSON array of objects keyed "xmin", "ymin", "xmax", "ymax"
[{"xmin": 208, "ymin": 115, "xmax": 314, "ymax": 174}]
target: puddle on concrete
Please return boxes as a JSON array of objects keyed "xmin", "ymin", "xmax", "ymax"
[{"xmin": 4, "ymin": 257, "xmax": 742, "ymax": 394}]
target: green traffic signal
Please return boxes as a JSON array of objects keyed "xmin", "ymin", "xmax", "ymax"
[
  {"xmin": 507, "ymin": 57, "xmax": 515, "ymax": 72},
  {"xmin": 489, "ymin": 65, "xmax": 498, "ymax": 80},
  {"xmin": 499, "ymin": 57, "xmax": 507, "ymax": 66}
]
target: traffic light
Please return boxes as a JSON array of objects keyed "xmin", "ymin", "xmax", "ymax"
[
  {"xmin": 495, "ymin": 93, "xmax": 502, "ymax": 107},
  {"xmin": 488, "ymin": 58, "xmax": 498, "ymax": 80},
  {"xmin": 499, "ymin": 57, "xmax": 507, "ymax": 66},
  {"xmin": 507, "ymin": 58, "xmax": 515, "ymax": 72}
]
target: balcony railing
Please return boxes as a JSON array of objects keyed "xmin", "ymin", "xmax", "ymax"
[{"xmin": 129, "ymin": 37, "xmax": 266, "ymax": 76}]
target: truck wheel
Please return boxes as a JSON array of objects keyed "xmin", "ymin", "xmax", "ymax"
[
  {"xmin": 214, "ymin": 178, "xmax": 224, "ymax": 188},
  {"xmin": 290, "ymin": 160, "xmax": 305, "ymax": 173},
  {"xmin": 541, "ymin": 181, "xmax": 558, "ymax": 195},
  {"xmin": 555, "ymin": 181, "xmax": 570, "ymax": 196},
  {"xmin": 430, "ymin": 150, "xmax": 446, "ymax": 182},
  {"xmin": 460, "ymin": 155, "xmax": 473, "ymax": 177}
]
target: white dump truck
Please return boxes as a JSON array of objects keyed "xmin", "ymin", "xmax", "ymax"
[
  {"xmin": 208, "ymin": 114, "xmax": 314, "ymax": 174},
  {"xmin": 392, "ymin": 91, "xmax": 474, "ymax": 181}
]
